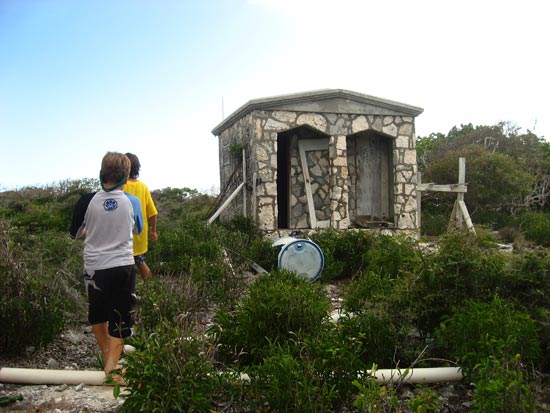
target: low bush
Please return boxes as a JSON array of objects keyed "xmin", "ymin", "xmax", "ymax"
[
  {"xmin": 435, "ymin": 295, "xmax": 541, "ymax": 374},
  {"xmin": 396, "ymin": 228, "xmax": 507, "ymax": 336},
  {"xmin": 0, "ymin": 222, "xmax": 67, "ymax": 353},
  {"xmin": 337, "ymin": 311, "xmax": 398, "ymax": 368},
  {"xmin": 210, "ymin": 269, "xmax": 331, "ymax": 366},
  {"xmin": 147, "ymin": 218, "xmax": 221, "ymax": 273},
  {"xmin": 135, "ymin": 277, "xmax": 192, "ymax": 332},
  {"xmin": 521, "ymin": 211, "xmax": 550, "ymax": 247},
  {"xmin": 471, "ymin": 354, "xmax": 538, "ymax": 413},
  {"xmin": 122, "ymin": 322, "xmax": 221, "ymax": 412},
  {"xmin": 246, "ymin": 346, "xmax": 335, "ymax": 412},
  {"xmin": 310, "ymin": 228, "xmax": 374, "ymax": 281}
]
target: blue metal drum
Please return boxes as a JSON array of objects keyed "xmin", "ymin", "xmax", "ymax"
[{"xmin": 276, "ymin": 238, "xmax": 324, "ymax": 282}]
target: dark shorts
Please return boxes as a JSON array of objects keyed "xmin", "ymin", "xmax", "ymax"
[
  {"xmin": 85, "ymin": 265, "xmax": 137, "ymax": 339},
  {"xmin": 134, "ymin": 254, "xmax": 146, "ymax": 265}
]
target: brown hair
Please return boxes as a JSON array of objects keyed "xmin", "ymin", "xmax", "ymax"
[
  {"xmin": 125, "ymin": 152, "xmax": 141, "ymax": 179},
  {"xmin": 100, "ymin": 152, "xmax": 131, "ymax": 189}
]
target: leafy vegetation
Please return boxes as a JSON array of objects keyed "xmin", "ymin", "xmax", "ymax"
[
  {"xmin": 417, "ymin": 122, "xmax": 550, "ymax": 234},
  {"xmin": 1, "ymin": 122, "xmax": 549, "ymax": 411}
]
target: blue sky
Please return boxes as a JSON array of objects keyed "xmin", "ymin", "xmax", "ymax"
[{"xmin": 1, "ymin": 0, "xmax": 548, "ymax": 192}]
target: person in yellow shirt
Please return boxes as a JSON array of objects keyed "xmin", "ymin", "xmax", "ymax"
[{"xmin": 124, "ymin": 153, "xmax": 158, "ymax": 280}]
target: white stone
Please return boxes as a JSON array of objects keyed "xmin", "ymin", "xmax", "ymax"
[
  {"xmin": 336, "ymin": 135, "xmax": 347, "ymax": 150},
  {"xmin": 258, "ymin": 209, "xmax": 275, "ymax": 230},
  {"xmin": 311, "ymin": 164, "xmax": 322, "ymax": 176},
  {"xmin": 265, "ymin": 118, "xmax": 289, "ymax": 131},
  {"xmin": 272, "ymin": 111, "xmax": 296, "ymax": 123},
  {"xmin": 352, "ymin": 116, "xmax": 369, "ymax": 133},
  {"xmin": 296, "ymin": 113, "xmax": 327, "ymax": 132},
  {"xmin": 382, "ymin": 123, "xmax": 398, "ymax": 137},
  {"xmin": 403, "ymin": 149, "xmax": 417, "ymax": 165},
  {"xmin": 333, "ymin": 156, "xmax": 346, "ymax": 167},
  {"xmin": 399, "ymin": 123, "xmax": 413, "ymax": 136},
  {"xmin": 256, "ymin": 146, "xmax": 268, "ymax": 161},
  {"xmin": 395, "ymin": 135, "xmax": 409, "ymax": 149},
  {"xmin": 265, "ymin": 181, "xmax": 277, "ymax": 196},
  {"xmin": 404, "ymin": 197, "xmax": 417, "ymax": 212},
  {"xmin": 397, "ymin": 214, "xmax": 415, "ymax": 230},
  {"xmin": 404, "ymin": 184, "xmax": 416, "ymax": 196}
]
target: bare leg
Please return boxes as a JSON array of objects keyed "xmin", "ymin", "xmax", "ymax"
[
  {"xmin": 92, "ymin": 323, "xmax": 126, "ymax": 383},
  {"xmin": 103, "ymin": 336, "xmax": 124, "ymax": 374},
  {"xmin": 137, "ymin": 262, "xmax": 152, "ymax": 280},
  {"xmin": 92, "ymin": 323, "xmax": 109, "ymax": 364}
]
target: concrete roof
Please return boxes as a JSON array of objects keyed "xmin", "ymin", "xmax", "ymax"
[{"xmin": 212, "ymin": 89, "xmax": 424, "ymax": 135}]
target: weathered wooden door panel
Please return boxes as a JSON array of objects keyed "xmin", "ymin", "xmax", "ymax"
[
  {"xmin": 356, "ymin": 135, "xmax": 391, "ymax": 219},
  {"xmin": 298, "ymin": 138, "xmax": 330, "ymax": 228}
]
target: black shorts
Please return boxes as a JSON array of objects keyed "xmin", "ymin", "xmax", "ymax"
[{"xmin": 85, "ymin": 265, "xmax": 137, "ymax": 339}]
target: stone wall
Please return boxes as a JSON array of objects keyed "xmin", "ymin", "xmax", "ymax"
[{"xmin": 217, "ymin": 110, "xmax": 418, "ymax": 233}]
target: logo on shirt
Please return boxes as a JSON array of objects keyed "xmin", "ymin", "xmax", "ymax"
[{"xmin": 103, "ymin": 199, "xmax": 118, "ymax": 211}]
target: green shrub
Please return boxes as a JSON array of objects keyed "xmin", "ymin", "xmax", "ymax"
[
  {"xmin": 363, "ymin": 234, "xmax": 417, "ymax": 280},
  {"xmin": 398, "ymin": 228, "xmax": 507, "ymax": 336},
  {"xmin": 0, "ymin": 222, "xmax": 67, "ymax": 353},
  {"xmin": 246, "ymin": 346, "xmax": 333, "ymax": 412},
  {"xmin": 337, "ymin": 312, "xmax": 398, "ymax": 369},
  {"xmin": 210, "ymin": 269, "xmax": 331, "ymax": 365},
  {"xmin": 245, "ymin": 324, "xmax": 366, "ymax": 413},
  {"xmin": 435, "ymin": 295, "xmax": 541, "ymax": 374},
  {"xmin": 521, "ymin": 211, "xmax": 550, "ymax": 247},
  {"xmin": 301, "ymin": 324, "xmax": 366, "ymax": 410},
  {"xmin": 471, "ymin": 355, "xmax": 538, "ymax": 413},
  {"xmin": 498, "ymin": 226, "xmax": 521, "ymax": 243},
  {"xmin": 342, "ymin": 270, "xmax": 395, "ymax": 313},
  {"xmin": 135, "ymin": 277, "xmax": 191, "ymax": 332},
  {"xmin": 310, "ymin": 228, "xmax": 374, "ymax": 281},
  {"xmin": 147, "ymin": 218, "xmax": 221, "ymax": 273},
  {"xmin": 499, "ymin": 251, "xmax": 550, "ymax": 314},
  {"xmin": 420, "ymin": 211, "xmax": 451, "ymax": 236},
  {"xmin": 189, "ymin": 255, "xmax": 246, "ymax": 306},
  {"xmin": 121, "ymin": 322, "xmax": 221, "ymax": 412},
  {"xmin": 216, "ymin": 216, "xmax": 278, "ymax": 273},
  {"xmin": 407, "ymin": 386, "xmax": 442, "ymax": 412},
  {"xmin": 352, "ymin": 373, "xmax": 399, "ymax": 412}
]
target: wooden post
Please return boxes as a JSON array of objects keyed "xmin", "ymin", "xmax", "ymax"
[
  {"xmin": 252, "ymin": 172, "xmax": 257, "ymax": 223},
  {"xmin": 417, "ymin": 157, "xmax": 475, "ymax": 233},
  {"xmin": 417, "ymin": 171, "xmax": 422, "ymax": 229},
  {"xmin": 242, "ymin": 149, "xmax": 247, "ymax": 218}
]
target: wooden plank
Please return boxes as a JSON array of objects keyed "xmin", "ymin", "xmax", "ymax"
[
  {"xmin": 417, "ymin": 171, "xmax": 422, "ymax": 228},
  {"xmin": 252, "ymin": 172, "xmax": 257, "ymax": 222},
  {"xmin": 207, "ymin": 182, "xmax": 245, "ymax": 225},
  {"xmin": 458, "ymin": 200, "xmax": 476, "ymax": 233},
  {"xmin": 298, "ymin": 140, "xmax": 318, "ymax": 228},
  {"xmin": 242, "ymin": 149, "xmax": 247, "ymax": 217},
  {"xmin": 417, "ymin": 184, "xmax": 468, "ymax": 193}
]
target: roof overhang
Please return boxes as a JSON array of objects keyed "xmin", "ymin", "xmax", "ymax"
[{"xmin": 212, "ymin": 89, "xmax": 424, "ymax": 136}]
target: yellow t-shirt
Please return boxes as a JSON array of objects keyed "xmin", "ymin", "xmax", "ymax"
[{"xmin": 124, "ymin": 180, "xmax": 158, "ymax": 256}]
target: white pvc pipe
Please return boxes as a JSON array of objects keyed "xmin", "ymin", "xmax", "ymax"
[
  {"xmin": 367, "ymin": 367, "xmax": 463, "ymax": 384},
  {"xmin": 0, "ymin": 367, "xmax": 108, "ymax": 386},
  {"xmin": 0, "ymin": 365, "xmax": 463, "ymax": 386},
  {"xmin": 238, "ymin": 367, "xmax": 463, "ymax": 385}
]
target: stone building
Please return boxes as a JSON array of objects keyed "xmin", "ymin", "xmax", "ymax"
[{"xmin": 211, "ymin": 89, "xmax": 423, "ymax": 234}]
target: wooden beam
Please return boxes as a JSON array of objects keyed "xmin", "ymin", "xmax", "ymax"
[{"xmin": 417, "ymin": 183, "xmax": 468, "ymax": 193}]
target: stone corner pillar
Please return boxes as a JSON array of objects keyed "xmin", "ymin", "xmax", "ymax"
[{"xmin": 329, "ymin": 135, "xmax": 350, "ymax": 230}]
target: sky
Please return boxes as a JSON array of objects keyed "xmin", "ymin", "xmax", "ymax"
[{"xmin": 1, "ymin": 0, "xmax": 548, "ymax": 193}]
